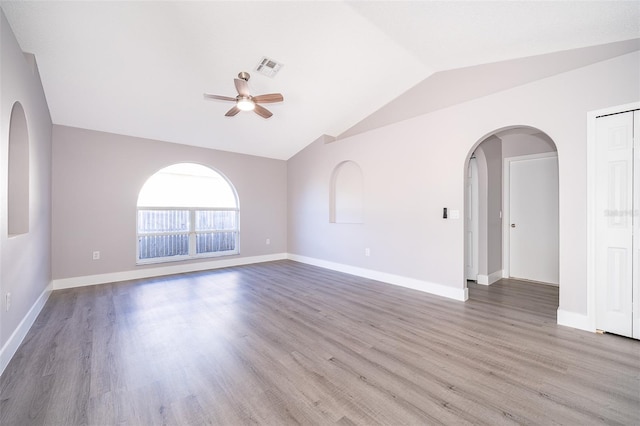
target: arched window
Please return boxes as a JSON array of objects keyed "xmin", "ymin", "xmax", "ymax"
[{"xmin": 136, "ymin": 163, "xmax": 239, "ymax": 263}]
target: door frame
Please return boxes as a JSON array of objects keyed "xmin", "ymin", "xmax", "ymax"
[
  {"xmin": 466, "ymin": 157, "xmax": 479, "ymax": 281},
  {"xmin": 587, "ymin": 101, "xmax": 640, "ymax": 333},
  {"xmin": 503, "ymin": 151, "xmax": 558, "ymax": 281}
]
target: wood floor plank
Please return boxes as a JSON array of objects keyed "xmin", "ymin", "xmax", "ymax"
[{"xmin": 1, "ymin": 260, "xmax": 639, "ymax": 425}]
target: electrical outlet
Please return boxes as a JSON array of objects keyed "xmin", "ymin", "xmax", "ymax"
[
  {"xmin": 92, "ymin": 251, "xmax": 100, "ymax": 260},
  {"xmin": 5, "ymin": 293, "xmax": 11, "ymax": 312},
  {"xmin": 365, "ymin": 248, "xmax": 371, "ymax": 257},
  {"xmin": 266, "ymin": 238, "xmax": 271, "ymax": 245}
]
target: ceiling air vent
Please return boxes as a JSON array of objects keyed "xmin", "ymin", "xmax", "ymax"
[{"xmin": 255, "ymin": 57, "xmax": 283, "ymax": 78}]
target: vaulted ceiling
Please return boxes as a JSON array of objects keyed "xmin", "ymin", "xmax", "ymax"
[{"xmin": 2, "ymin": 1, "xmax": 639, "ymax": 160}]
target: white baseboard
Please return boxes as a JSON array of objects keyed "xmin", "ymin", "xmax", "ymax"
[
  {"xmin": 288, "ymin": 254, "xmax": 468, "ymax": 302},
  {"xmin": 1, "ymin": 282, "xmax": 52, "ymax": 376},
  {"xmin": 53, "ymin": 253, "xmax": 288, "ymax": 290},
  {"xmin": 557, "ymin": 309, "xmax": 594, "ymax": 332},
  {"xmin": 477, "ymin": 269, "xmax": 503, "ymax": 286}
]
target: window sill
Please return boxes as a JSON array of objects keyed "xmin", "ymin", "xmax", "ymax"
[{"xmin": 136, "ymin": 250, "xmax": 239, "ymax": 266}]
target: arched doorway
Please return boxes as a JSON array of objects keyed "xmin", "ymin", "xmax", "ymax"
[{"xmin": 464, "ymin": 126, "xmax": 559, "ymax": 305}]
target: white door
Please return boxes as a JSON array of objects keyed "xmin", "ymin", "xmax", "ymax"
[
  {"xmin": 595, "ymin": 111, "xmax": 635, "ymax": 338},
  {"xmin": 466, "ymin": 158, "xmax": 479, "ymax": 280},
  {"xmin": 509, "ymin": 155, "xmax": 559, "ymax": 284}
]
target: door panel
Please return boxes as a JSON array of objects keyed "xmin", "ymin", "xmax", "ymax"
[
  {"xmin": 509, "ymin": 156, "xmax": 559, "ymax": 284},
  {"xmin": 595, "ymin": 112, "xmax": 634, "ymax": 337}
]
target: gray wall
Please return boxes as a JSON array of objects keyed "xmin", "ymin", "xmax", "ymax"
[
  {"xmin": 0, "ymin": 10, "xmax": 52, "ymax": 353},
  {"xmin": 288, "ymin": 50, "xmax": 640, "ymax": 316},
  {"xmin": 502, "ymin": 132, "xmax": 557, "ymax": 158},
  {"xmin": 474, "ymin": 136, "xmax": 503, "ymax": 277},
  {"xmin": 52, "ymin": 126, "xmax": 287, "ymax": 280}
]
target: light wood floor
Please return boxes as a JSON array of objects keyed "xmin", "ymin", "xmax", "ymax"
[{"xmin": 1, "ymin": 260, "xmax": 639, "ymax": 425}]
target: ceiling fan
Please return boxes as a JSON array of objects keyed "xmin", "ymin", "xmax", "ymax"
[{"xmin": 203, "ymin": 72, "xmax": 284, "ymax": 119}]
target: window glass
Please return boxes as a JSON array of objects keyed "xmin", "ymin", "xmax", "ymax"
[{"xmin": 137, "ymin": 163, "xmax": 236, "ymax": 208}]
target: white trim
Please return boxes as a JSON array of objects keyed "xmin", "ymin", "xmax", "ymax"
[
  {"xmin": 503, "ymin": 152, "xmax": 558, "ymax": 280},
  {"xmin": 465, "ymin": 157, "xmax": 480, "ymax": 281},
  {"xmin": 586, "ymin": 102, "xmax": 640, "ymax": 335},
  {"xmin": 53, "ymin": 253, "xmax": 287, "ymax": 290},
  {"xmin": 476, "ymin": 269, "xmax": 504, "ymax": 286},
  {"xmin": 1, "ymin": 282, "xmax": 52, "ymax": 376},
  {"xmin": 288, "ymin": 254, "xmax": 468, "ymax": 302},
  {"xmin": 588, "ymin": 102, "xmax": 640, "ymax": 119},
  {"xmin": 557, "ymin": 309, "xmax": 593, "ymax": 333}
]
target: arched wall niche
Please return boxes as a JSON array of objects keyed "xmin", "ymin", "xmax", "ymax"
[
  {"xmin": 330, "ymin": 160, "xmax": 364, "ymax": 224},
  {"xmin": 8, "ymin": 101, "xmax": 30, "ymax": 236}
]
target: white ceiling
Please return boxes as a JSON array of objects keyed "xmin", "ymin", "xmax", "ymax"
[{"xmin": 2, "ymin": 1, "xmax": 639, "ymax": 160}]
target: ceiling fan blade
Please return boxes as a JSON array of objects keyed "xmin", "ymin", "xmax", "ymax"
[
  {"xmin": 234, "ymin": 78, "xmax": 250, "ymax": 97},
  {"xmin": 252, "ymin": 93, "xmax": 284, "ymax": 104},
  {"xmin": 203, "ymin": 93, "xmax": 236, "ymax": 102},
  {"xmin": 254, "ymin": 104, "xmax": 273, "ymax": 119},
  {"xmin": 225, "ymin": 106, "xmax": 241, "ymax": 117}
]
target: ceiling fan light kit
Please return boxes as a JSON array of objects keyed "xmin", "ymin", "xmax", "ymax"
[
  {"xmin": 204, "ymin": 72, "xmax": 283, "ymax": 119},
  {"xmin": 236, "ymin": 98, "xmax": 255, "ymax": 111}
]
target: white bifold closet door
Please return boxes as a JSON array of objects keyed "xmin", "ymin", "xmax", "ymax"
[{"xmin": 595, "ymin": 110, "xmax": 639, "ymax": 339}]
